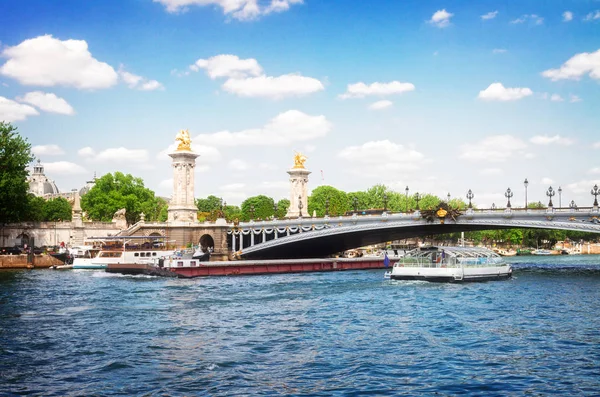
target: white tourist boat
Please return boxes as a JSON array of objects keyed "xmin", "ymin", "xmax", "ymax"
[
  {"xmin": 385, "ymin": 246, "xmax": 512, "ymax": 282},
  {"xmin": 73, "ymin": 236, "xmax": 176, "ymax": 270}
]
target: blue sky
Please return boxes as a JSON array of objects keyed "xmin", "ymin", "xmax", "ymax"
[{"xmin": 1, "ymin": 0, "xmax": 599, "ymax": 207}]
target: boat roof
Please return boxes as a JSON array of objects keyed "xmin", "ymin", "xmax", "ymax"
[
  {"xmin": 408, "ymin": 246, "xmax": 501, "ymax": 258},
  {"xmin": 86, "ymin": 236, "xmax": 166, "ymax": 240}
]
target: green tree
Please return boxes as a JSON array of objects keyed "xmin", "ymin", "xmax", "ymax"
[
  {"xmin": 0, "ymin": 122, "xmax": 34, "ymax": 223},
  {"xmin": 43, "ymin": 197, "xmax": 72, "ymax": 221},
  {"xmin": 196, "ymin": 195, "xmax": 222, "ymax": 212},
  {"xmin": 275, "ymin": 199, "xmax": 289, "ymax": 218},
  {"xmin": 241, "ymin": 195, "xmax": 274, "ymax": 221},
  {"xmin": 347, "ymin": 191, "xmax": 370, "ymax": 213},
  {"xmin": 81, "ymin": 172, "xmax": 159, "ymax": 225},
  {"xmin": 308, "ymin": 186, "xmax": 348, "ymax": 217},
  {"xmin": 418, "ymin": 194, "xmax": 441, "ymax": 210},
  {"xmin": 224, "ymin": 204, "xmax": 242, "ymax": 222},
  {"xmin": 25, "ymin": 194, "xmax": 45, "ymax": 222}
]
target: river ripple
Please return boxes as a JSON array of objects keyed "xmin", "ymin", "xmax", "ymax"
[{"xmin": 1, "ymin": 255, "xmax": 599, "ymax": 396}]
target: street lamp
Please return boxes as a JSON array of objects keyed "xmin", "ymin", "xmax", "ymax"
[
  {"xmin": 505, "ymin": 188, "xmax": 513, "ymax": 208},
  {"xmin": 405, "ymin": 186, "xmax": 409, "ymax": 212},
  {"xmin": 352, "ymin": 196, "xmax": 359, "ymax": 214},
  {"xmin": 569, "ymin": 200, "xmax": 577, "ymax": 210},
  {"xmin": 325, "ymin": 198, "xmax": 330, "ymax": 216},
  {"xmin": 491, "ymin": 203, "xmax": 496, "ymax": 210},
  {"xmin": 447, "ymin": 192, "xmax": 451, "ymax": 203},
  {"xmin": 524, "ymin": 178, "xmax": 529, "ymax": 209},
  {"xmin": 558, "ymin": 186, "xmax": 562, "ymax": 208},
  {"xmin": 273, "ymin": 202, "xmax": 278, "ymax": 219},
  {"xmin": 592, "ymin": 184, "xmax": 599, "ymax": 207},
  {"xmin": 466, "ymin": 189, "xmax": 474, "ymax": 209},
  {"xmin": 298, "ymin": 195, "xmax": 303, "ymax": 217},
  {"xmin": 249, "ymin": 204, "xmax": 255, "ymax": 220},
  {"xmin": 546, "ymin": 186, "xmax": 555, "ymax": 207},
  {"xmin": 383, "ymin": 192, "xmax": 388, "ymax": 212},
  {"xmin": 415, "ymin": 192, "xmax": 420, "ymax": 211}
]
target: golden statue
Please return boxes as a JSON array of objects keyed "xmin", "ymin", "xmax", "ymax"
[
  {"xmin": 293, "ymin": 151, "xmax": 307, "ymax": 169},
  {"xmin": 175, "ymin": 129, "xmax": 192, "ymax": 151}
]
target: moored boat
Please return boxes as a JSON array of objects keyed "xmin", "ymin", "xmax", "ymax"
[{"xmin": 385, "ymin": 246, "xmax": 512, "ymax": 282}]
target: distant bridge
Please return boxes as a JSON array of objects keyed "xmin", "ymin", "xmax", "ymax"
[{"xmin": 230, "ymin": 207, "xmax": 600, "ymax": 259}]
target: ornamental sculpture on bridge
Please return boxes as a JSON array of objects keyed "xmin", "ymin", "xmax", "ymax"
[
  {"xmin": 421, "ymin": 202, "xmax": 462, "ymax": 224},
  {"xmin": 293, "ymin": 151, "xmax": 307, "ymax": 169},
  {"xmin": 175, "ymin": 129, "xmax": 192, "ymax": 151}
]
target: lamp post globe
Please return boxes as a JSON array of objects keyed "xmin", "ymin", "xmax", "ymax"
[{"xmin": 524, "ymin": 178, "xmax": 529, "ymax": 209}]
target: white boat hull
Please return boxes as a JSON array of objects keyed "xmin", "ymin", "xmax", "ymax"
[{"xmin": 390, "ymin": 264, "xmax": 512, "ymax": 282}]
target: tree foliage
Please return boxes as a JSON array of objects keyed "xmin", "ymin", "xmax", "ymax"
[
  {"xmin": 81, "ymin": 172, "xmax": 160, "ymax": 225},
  {"xmin": 0, "ymin": 122, "xmax": 34, "ymax": 223},
  {"xmin": 43, "ymin": 197, "xmax": 72, "ymax": 221},
  {"xmin": 241, "ymin": 195, "xmax": 274, "ymax": 221},
  {"xmin": 196, "ymin": 195, "xmax": 222, "ymax": 212},
  {"xmin": 307, "ymin": 186, "xmax": 348, "ymax": 217}
]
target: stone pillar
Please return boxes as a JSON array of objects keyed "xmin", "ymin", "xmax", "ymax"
[
  {"xmin": 285, "ymin": 168, "xmax": 311, "ymax": 218},
  {"xmin": 168, "ymin": 130, "xmax": 199, "ymax": 224}
]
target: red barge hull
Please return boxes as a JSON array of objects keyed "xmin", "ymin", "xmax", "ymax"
[{"xmin": 169, "ymin": 257, "xmax": 388, "ymax": 278}]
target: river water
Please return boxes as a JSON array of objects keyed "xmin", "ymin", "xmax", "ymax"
[{"xmin": 1, "ymin": 255, "xmax": 599, "ymax": 396}]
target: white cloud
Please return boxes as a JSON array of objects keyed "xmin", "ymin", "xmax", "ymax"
[
  {"xmin": 593, "ymin": 142, "xmax": 600, "ymax": 149},
  {"xmin": 190, "ymin": 55, "xmax": 262, "ymax": 78},
  {"xmin": 78, "ymin": 147, "xmax": 95, "ymax": 157},
  {"xmin": 154, "ymin": 0, "xmax": 302, "ymax": 20},
  {"xmin": 32, "ymin": 144, "xmax": 65, "ymax": 156},
  {"xmin": 157, "ymin": 142, "xmax": 222, "ymax": 165},
  {"xmin": 460, "ymin": 135, "xmax": 528, "ymax": 162},
  {"xmin": 530, "ymin": 135, "xmax": 574, "ymax": 146},
  {"xmin": 159, "ymin": 178, "xmax": 173, "ymax": 190},
  {"xmin": 481, "ymin": 11, "xmax": 498, "ymax": 20},
  {"xmin": 478, "ymin": 83, "xmax": 533, "ymax": 101},
  {"xmin": 567, "ymin": 180, "xmax": 600, "ymax": 194},
  {"xmin": 588, "ymin": 167, "xmax": 600, "ymax": 175},
  {"xmin": 0, "ymin": 96, "xmax": 39, "ymax": 121},
  {"xmin": 200, "ymin": 110, "xmax": 332, "ymax": 146},
  {"xmin": 43, "ymin": 161, "xmax": 87, "ymax": 175},
  {"xmin": 368, "ymin": 100, "xmax": 393, "ymax": 110},
  {"xmin": 570, "ymin": 94, "xmax": 582, "ymax": 103},
  {"xmin": 220, "ymin": 183, "xmax": 246, "ymax": 191},
  {"xmin": 118, "ymin": 68, "xmax": 163, "ymax": 91},
  {"xmin": 85, "ymin": 147, "xmax": 150, "ymax": 164},
  {"xmin": 191, "ymin": 54, "xmax": 322, "ymax": 99},
  {"xmin": 229, "ymin": 159, "xmax": 249, "ymax": 171},
  {"xmin": 17, "ymin": 91, "xmax": 75, "ymax": 115},
  {"xmin": 339, "ymin": 81, "xmax": 415, "ymax": 99},
  {"xmin": 542, "ymin": 49, "xmax": 600, "ymax": 81},
  {"xmin": 550, "ymin": 93, "xmax": 564, "ymax": 102},
  {"xmin": 541, "ymin": 177, "xmax": 554, "ymax": 185},
  {"xmin": 563, "ymin": 11, "xmax": 573, "ymax": 22},
  {"xmin": 511, "ymin": 14, "xmax": 543, "ymax": 25},
  {"xmin": 0, "ymin": 35, "xmax": 118, "ymax": 89},
  {"xmin": 584, "ymin": 10, "xmax": 600, "ymax": 21},
  {"xmin": 222, "ymin": 74, "xmax": 324, "ymax": 99},
  {"xmin": 480, "ymin": 168, "xmax": 503, "ymax": 176},
  {"xmin": 492, "ymin": 48, "xmax": 507, "ymax": 54},
  {"xmin": 338, "ymin": 140, "xmax": 426, "ymax": 177},
  {"xmin": 429, "ymin": 9, "xmax": 453, "ymax": 28}
]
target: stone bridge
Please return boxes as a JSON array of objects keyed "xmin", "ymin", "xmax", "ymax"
[{"xmin": 231, "ymin": 207, "xmax": 600, "ymax": 259}]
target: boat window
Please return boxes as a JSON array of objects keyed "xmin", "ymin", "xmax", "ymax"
[
  {"xmin": 134, "ymin": 253, "xmax": 139, "ymax": 257},
  {"xmin": 190, "ymin": 261, "xmax": 196, "ymax": 267},
  {"xmin": 152, "ymin": 252, "xmax": 157, "ymax": 257},
  {"xmin": 177, "ymin": 261, "xmax": 183, "ymax": 267}
]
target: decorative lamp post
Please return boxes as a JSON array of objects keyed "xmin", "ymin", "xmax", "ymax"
[
  {"xmin": 325, "ymin": 198, "xmax": 330, "ymax": 216},
  {"xmin": 558, "ymin": 186, "xmax": 562, "ymax": 208},
  {"xmin": 569, "ymin": 200, "xmax": 577, "ymax": 210},
  {"xmin": 505, "ymin": 188, "xmax": 513, "ymax": 208},
  {"xmin": 592, "ymin": 184, "xmax": 599, "ymax": 207},
  {"xmin": 298, "ymin": 195, "xmax": 303, "ymax": 217},
  {"xmin": 447, "ymin": 192, "xmax": 451, "ymax": 203},
  {"xmin": 383, "ymin": 192, "xmax": 388, "ymax": 212},
  {"xmin": 415, "ymin": 192, "xmax": 420, "ymax": 211},
  {"xmin": 405, "ymin": 186, "xmax": 409, "ymax": 212},
  {"xmin": 524, "ymin": 178, "xmax": 529, "ymax": 209},
  {"xmin": 466, "ymin": 189, "xmax": 474, "ymax": 209},
  {"xmin": 249, "ymin": 204, "xmax": 255, "ymax": 220},
  {"xmin": 353, "ymin": 196, "xmax": 359, "ymax": 214},
  {"xmin": 546, "ymin": 186, "xmax": 555, "ymax": 207},
  {"xmin": 273, "ymin": 202, "xmax": 278, "ymax": 219},
  {"xmin": 491, "ymin": 203, "xmax": 496, "ymax": 210}
]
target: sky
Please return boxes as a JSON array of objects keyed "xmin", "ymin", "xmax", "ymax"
[{"xmin": 0, "ymin": 0, "xmax": 599, "ymax": 208}]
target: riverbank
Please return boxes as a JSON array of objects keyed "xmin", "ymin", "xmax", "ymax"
[{"xmin": 0, "ymin": 254, "xmax": 62, "ymax": 269}]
